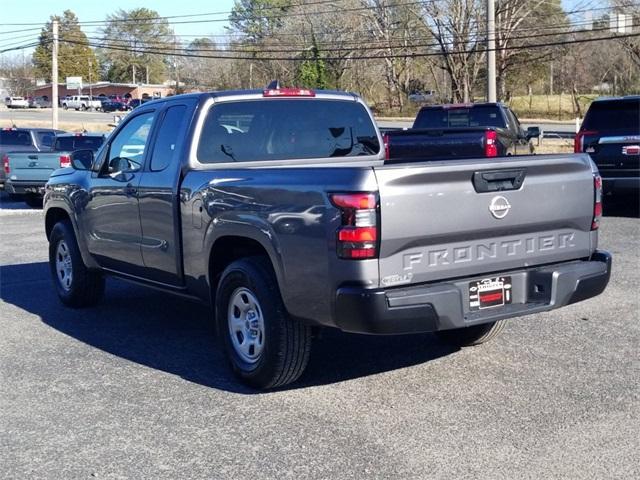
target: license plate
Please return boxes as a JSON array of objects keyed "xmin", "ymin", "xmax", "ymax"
[
  {"xmin": 25, "ymin": 187, "xmax": 44, "ymax": 194},
  {"xmin": 469, "ymin": 276, "xmax": 512, "ymax": 310}
]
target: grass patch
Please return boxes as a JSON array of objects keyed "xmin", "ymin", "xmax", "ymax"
[{"xmin": 508, "ymin": 94, "xmax": 598, "ymax": 120}]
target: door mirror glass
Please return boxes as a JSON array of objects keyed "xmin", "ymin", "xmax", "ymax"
[
  {"xmin": 526, "ymin": 126, "xmax": 541, "ymax": 139},
  {"xmin": 70, "ymin": 149, "xmax": 94, "ymax": 170}
]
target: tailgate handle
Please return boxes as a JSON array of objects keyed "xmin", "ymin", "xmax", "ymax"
[
  {"xmin": 473, "ymin": 169, "xmax": 526, "ymax": 192},
  {"xmin": 28, "ymin": 155, "xmax": 38, "ymax": 160}
]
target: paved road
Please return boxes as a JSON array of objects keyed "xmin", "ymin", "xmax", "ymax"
[
  {"xmin": 377, "ymin": 119, "xmax": 576, "ymax": 134},
  {"xmin": 1, "ymin": 193, "xmax": 638, "ymax": 479},
  {"xmin": 2, "ymin": 109, "xmax": 576, "ymax": 134},
  {"xmin": 0, "ymin": 107, "xmax": 124, "ymax": 125}
]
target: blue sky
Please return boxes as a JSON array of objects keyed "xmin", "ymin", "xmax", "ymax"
[
  {"xmin": 0, "ymin": 0, "xmax": 600, "ymax": 59},
  {"xmin": 0, "ymin": 0, "xmax": 237, "ymax": 58}
]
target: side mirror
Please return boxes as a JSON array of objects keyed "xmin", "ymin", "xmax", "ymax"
[
  {"xmin": 526, "ymin": 126, "xmax": 540, "ymax": 140},
  {"xmin": 70, "ymin": 149, "xmax": 94, "ymax": 170}
]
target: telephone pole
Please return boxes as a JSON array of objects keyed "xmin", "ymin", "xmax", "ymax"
[
  {"xmin": 51, "ymin": 19, "xmax": 59, "ymax": 129},
  {"xmin": 487, "ymin": 0, "xmax": 497, "ymax": 102}
]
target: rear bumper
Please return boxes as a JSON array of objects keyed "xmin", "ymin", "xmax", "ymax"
[
  {"xmin": 334, "ymin": 251, "xmax": 612, "ymax": 335},
  {"xmin": 601, "ymin": 177, "xmax": 639, "ymax": 194},
  {"xmin": 4, "ymin": 181, "xmax": 46, "ymax": 196}
]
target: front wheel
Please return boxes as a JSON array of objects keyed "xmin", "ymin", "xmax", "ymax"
[
  {"xmin": 49, "ymin": 220, "xmax": 105, "ymax": 308},
  {"xmin": 216, "ymin": 257, "xmax": 311, "ymax": 389},
  {"xmin": 436, "ymin": 320, "xmax": 507, "ymax": 347}
]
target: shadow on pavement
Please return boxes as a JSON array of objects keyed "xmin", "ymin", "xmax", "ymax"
[
  {"xmin": 603, "ymin": 193, "xmax": 639, "ymax": 218},
  {"xmin": 0, "ymin": 261, "xmax": 456, "ymax": 393}
]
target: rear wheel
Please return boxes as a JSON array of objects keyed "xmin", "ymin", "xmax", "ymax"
[
  {"xmin": 436, "ymin": 320, "xmax": 507, "ymax": 347},
  {"xmin": 216, "ymin": 257, "xmax": 311, "ymax": 389},
  {"xmin": 49, "ymin": 220, "xmax": 104, "ymax": 308}
]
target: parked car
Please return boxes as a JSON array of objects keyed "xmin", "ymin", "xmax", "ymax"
[
  {"xmin": 28, "ymin": 96, "xmax": 52, "ymax": 108},
  {"xmin": 5, "ymin": 97, "xmax": 29, "ymax": 109},
  {"xmin": 43, "ymin": 87, "xmax": 610, "ymax": 389},
  {"xmin": 100, "ymin": 101, "xmax": 127, "ymax": 112},
  {"xmin": 575, "ymin": 96, "xmax": 640, "ymax": 195},
  {"xmin": 1, "ymin": 127, "xmax": 64, "ymax": 193},
  {"xmin": 408, "ymin": 90, "xmax": 438, "ymax": 104},
  {"xmin": 384, "ymin": 102, "xmax": 540, "ymax": 161},
  {"xmin": 61, "ymin": 95, "xmax": 102, "ymax": 111},
  {"xmin": 128, "ymin": 98, "xmax": 151, "ymax": 109},
  {"xmin": 4, "ymin": 132, "xmax": 105, "ymax": 206}
]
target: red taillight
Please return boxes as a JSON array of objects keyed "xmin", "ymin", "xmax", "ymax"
[
  {"xmin": 59, "ymin": 154, "xmax": 71, "ymax": 168},
  {"xmin": 263, "ymin": 88, "xmax": 315, "ymax": 97},
  {"xmin": 592, "ymin": 174, "xmax": 602, "ymax": 230},
  {"xmin": 575, "ymin": 130, "xmax": 598, "ymax": 153},
  {"xmin": 329, "ymin": 192, "xmax": 379, "ymax": 259},
  {"xmin": 485, "ymin": 130, "xmax": 498, "ymax": 157},
  {"xmin": 2, "ymin": 154, "xmax": 9, "ymax": 174},
  {"xmin": 383, "ymin": 133, "xmax": 390, "ymax": 160}
]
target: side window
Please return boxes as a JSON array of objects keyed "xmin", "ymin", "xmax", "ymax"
[
  {"xmin": 105, "ymin": 112, "xmax": 155, "ymax": 174},
  {"xmin": 150, "ymin": 105, "xmax": 187, "ymax": 171},
  {"xmin": 507, "ymin": 109, "xmax": 523, "ymax": 135}
]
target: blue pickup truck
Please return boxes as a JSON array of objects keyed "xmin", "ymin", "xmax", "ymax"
[{"xmin": 4, "ymin": 132, "xmax": 105, "ymax": 206}]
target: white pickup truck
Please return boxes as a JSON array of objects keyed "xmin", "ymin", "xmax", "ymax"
[
  {"xmin": 61, "ymin": 95, "xmax": 102, "ymax": 111},
  {"xmin": 5, "ymin": 97, "xmax": 29, "ymax": 109}
]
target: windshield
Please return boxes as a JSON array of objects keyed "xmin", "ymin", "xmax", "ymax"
[
  {"xmin": 0, "ymin": 130, "xmax": 32, "ymax": 146},
  {"xmin": 197, "ymin": 99, "xmax": 380, "ymax": 163},
  {"xmin": 54, "ymin": 136, "xmax": 104, "ymax": 152},
  {"xmin": 414, "ymin": 105, "xmax": 506, "ymax": 129}
]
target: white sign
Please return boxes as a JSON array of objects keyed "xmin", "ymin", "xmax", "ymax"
[{"xmin": 66, "ymin": 76, "xmax": 82, "ymax": 89}]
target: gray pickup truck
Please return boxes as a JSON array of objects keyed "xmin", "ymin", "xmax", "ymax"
[{"xmin": 43, "ymin": 88, "xmax": 611, "ymax": 389}]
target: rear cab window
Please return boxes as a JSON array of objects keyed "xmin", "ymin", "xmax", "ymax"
[
  {"xmin": 54, "ymin": 136, "xmax": 104, "ymax": 152},
  {"xmin": 196, "ymin": 98, "xmax": 380, "ymax": 164},
  {"xmin": 414, "ymin": 105, "xmax": 507, "ymax": 129},
  {"xmin": 0, "ymin": 130, "xmax": 33, "ymax": 146},
  {"xmin": 582, "ymin": 99, "xmax": 640, "ymax": 132}
]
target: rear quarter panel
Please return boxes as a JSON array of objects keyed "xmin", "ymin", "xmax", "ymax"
[{"xmin": 180, "ymin": 167, "xmax": 379, "ymax": 326}]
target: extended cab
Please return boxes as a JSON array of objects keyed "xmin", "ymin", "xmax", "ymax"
[
  {"xmin": 575, "ymin": 96, "xmax": 640, "ymax": 194},
  {"xmin": 386, "ymin": 103, "xmax": 539, "ymax": 161},
  {"xmin": 44, "ymin": 88, "xmax": 611, "ymax": 389},
  {"xmin": 4, "ymin": 132, "xmax": 105, "ymax": 204}
]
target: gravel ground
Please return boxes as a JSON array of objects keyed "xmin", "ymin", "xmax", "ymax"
[{"xmin": 1, "ymin": 193, "xmax": 638, "ymax": 480}]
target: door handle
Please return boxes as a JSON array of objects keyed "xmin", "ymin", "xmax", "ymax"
[{"xmin": 124, "ymin": 184, "xmax": 137, "ymax": 197}]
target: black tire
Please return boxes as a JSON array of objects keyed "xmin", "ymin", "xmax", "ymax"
[
  {"xmin": 49, "ymin": 220, "xmax": 105, "ymax": 308},
  {"xmin": 24, "ymin": 195, "xmax": 43, "ymax": 208},
  {"xmin": 436, "ymin": 320, "xmax": 507, "ymax": 347},
  {"xmin": 62, "ymin": 104, "xmax": 68, "ymax": 110},
  {"xmin": 216, "ymin": 256, "xmax": 311, "ymax": 389}
]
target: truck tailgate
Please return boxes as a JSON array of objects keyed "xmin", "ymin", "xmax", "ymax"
[
  {"xmin": 8, "ymin": 152, "xmax": 58, "ymax": 182},
  {"xmin": 374, "ymin": 154, "xmax": 596, "ymax": 287}
]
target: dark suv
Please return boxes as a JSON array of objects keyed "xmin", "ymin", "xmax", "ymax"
[{"xmin": 575, "ymin": 96, "xmax": 640, "ymax": 194}]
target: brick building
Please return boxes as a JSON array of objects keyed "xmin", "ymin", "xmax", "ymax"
[{"xmin": 30, "ymin": 81, "xmax": 175, "ymax": 100}]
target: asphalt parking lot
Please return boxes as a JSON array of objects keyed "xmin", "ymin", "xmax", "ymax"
[{"xmin": 1, "ymin": 193, "xmax": 638, "ymax": 479}]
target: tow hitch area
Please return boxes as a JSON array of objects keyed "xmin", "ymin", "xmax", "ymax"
[{"xmin": 469, "ymin": 276, "xmax": 512, "ymax": 310}]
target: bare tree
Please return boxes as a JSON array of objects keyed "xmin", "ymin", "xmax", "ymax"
[{"xmin": 419, "ymin": 0, "xmax": 486, "ymax": 103}]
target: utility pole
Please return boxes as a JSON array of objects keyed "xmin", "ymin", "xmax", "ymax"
[
  {"xmin": 52, "ymin": 19, "xmax": 59, "ymax": 129},
  {"xmin": 486, "ymin": 0, "xmax": 497, "ymax": 102}
]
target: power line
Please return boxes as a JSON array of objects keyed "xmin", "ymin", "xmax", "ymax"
[
  {"xmin": 62, "ymin": 30, "xmax": 640, "ymax": 62},
  {"xmin": 72, "ymin": 24, "xmax": 618, "ymax": 55}
]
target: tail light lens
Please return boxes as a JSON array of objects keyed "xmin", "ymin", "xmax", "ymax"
[
  {"xmin": 592, "ymin": 174, "xmax": 602, "ymax": 230},
  {"xmin": 329, "ymin": 193, "xmax": 378, "ymax": 259},
  {"xmin": 575, "ymin": 130, "xmax": 598, "ymax": 153},
  {"xmin": 485, "ymin": 130, "xmax": 498, "ymax": 157},
  {"xmin": 2, "ymin": 154, "xmax": 9, "ymax": 174},
  {"xmin": 263, "ymin": 88, "xmax": 315, "ymax": 97},
  {"xmin": 59, "ymin": 154, "xmax": 71, "ymax": 168},
  {"xmin": 383, "ymin": 133, "xmax": 390, "ymax": 160}
]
